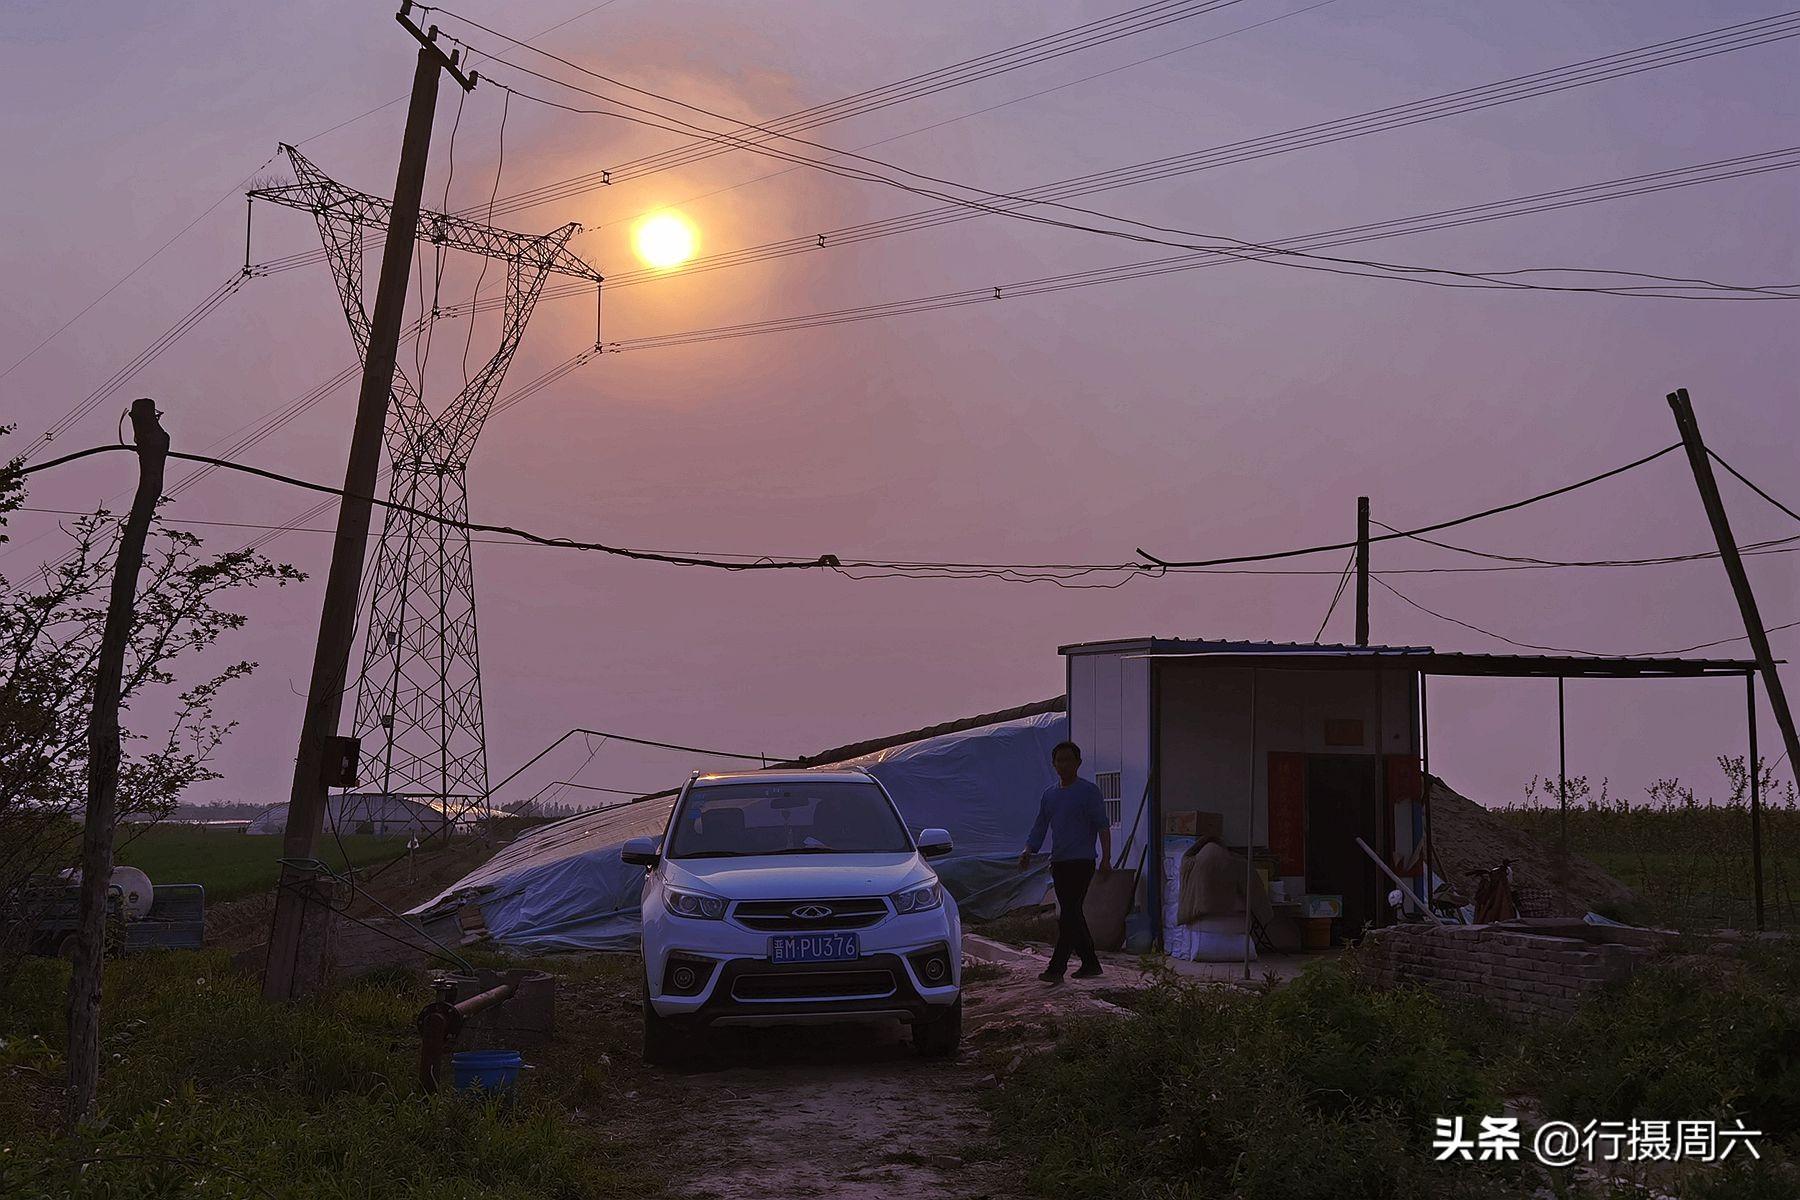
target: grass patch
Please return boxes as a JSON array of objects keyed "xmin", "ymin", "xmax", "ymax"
[
  {"xmin": 114, "ymin": 825, "xmax": 412, "ymax": 904},
  {"xmin": 0, "ymin": 950, "xmax": 655, "ymax": 1199},
  {"xmin": 1523, "ymin": 940, "xmax": 1800, "ymax": 1136},
  {"xmin": 989, "ymin": 960, "xmax": 1515, "ymax": 1200},
  {"xmin": 991, "ymin": 946, "xmax": 1800, "ymax": 1199}
]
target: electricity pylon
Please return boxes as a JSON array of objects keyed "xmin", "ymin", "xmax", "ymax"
[{"xmin": 251, "ymin": 145, "xmax": 602, "ymax": 825}]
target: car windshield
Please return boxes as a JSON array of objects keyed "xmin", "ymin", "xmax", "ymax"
[{"xmin": 666, "ymin": 780, "xmax": 913, "ymax": 858}]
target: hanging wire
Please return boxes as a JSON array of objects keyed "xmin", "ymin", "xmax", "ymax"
[{"xmin": 1313, "ymin": 550, "xmax": 1357, "ymax": 641}]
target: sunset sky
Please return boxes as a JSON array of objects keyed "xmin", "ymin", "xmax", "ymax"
[{"xmin": 3, "ymin": 0, "xmax": 1797, "ymax": 811}]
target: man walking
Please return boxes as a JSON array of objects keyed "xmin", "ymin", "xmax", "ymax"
[{"xmin": 1018, "ymin": 740, "xmax": 1111, "ymax": 982}]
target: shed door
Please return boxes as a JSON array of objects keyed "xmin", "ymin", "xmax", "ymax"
[{"xmin": 1303, "ymin": 755, "xmax": 1382, "ymax": 939}]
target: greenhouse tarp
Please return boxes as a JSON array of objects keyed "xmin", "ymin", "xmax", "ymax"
[{"xmin": 412, "ymin": 711, "xmax": 1067, "ymax": 951}]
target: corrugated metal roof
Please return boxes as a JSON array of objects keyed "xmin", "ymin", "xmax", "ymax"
[
  {"xmin": 1118, "ymin": 649, "xmax": 1758, "ymax": 678},
  {"xmin": 1060, "ymin": 637, "xmax": 1433, "ymax": 657}
]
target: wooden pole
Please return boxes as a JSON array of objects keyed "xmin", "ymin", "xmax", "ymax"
[
  {"xmin": 1420, "ymin": 673, "xmax": 1433, "ymax": 895},
  {"xmin": 1666, "ymin": 388, "xmax": 1800, "ymax": 852},
  {"xmin": 1558, "ymin": 677, "xmax": 1568, "ymax": 849},
  {"xmin": 1355, "ymin": 496, "xmax": 1370, "ymax": 646},
  {"xmin": 1749, "ymin": 672, "xmax": 1764, "ymax": 931},
  {"xmin": 264, "ymin": 35, "xmax": 452, "ymax": 1001},
  {"xmin": 1243, "ymin": 668, "xmax": 1257, "ymax": 981},
  {"xmin": 63, "ymin": 397, "xmax": 167, "ymax": 1129}
]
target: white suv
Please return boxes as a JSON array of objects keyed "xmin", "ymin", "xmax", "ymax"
[{"xmin": 622, "ymin": 768, "xmax": 963, "ymax": 1063}]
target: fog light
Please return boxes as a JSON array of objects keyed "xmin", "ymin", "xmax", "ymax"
[
  {"xmin": 922, "ymin": 956, "xmax": 947, "ymax": 983},
  {"xmin": 662, "ymin": 955, "xmax": 713, "ymax": 997}
]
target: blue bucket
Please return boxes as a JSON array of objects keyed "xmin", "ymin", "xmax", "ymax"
[{"xmin": 451, "ymin": 1050, "xmax": 522, "ymax": 1094}]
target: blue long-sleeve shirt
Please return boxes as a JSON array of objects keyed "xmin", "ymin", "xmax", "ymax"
[{"xmin": 1025, "ymin": 778, "xmax": 1108, "ymax": 863}]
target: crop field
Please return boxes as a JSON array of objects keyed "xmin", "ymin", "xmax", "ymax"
[
  {"xmin": 114, "ymin": 825, "xmax": 412, "ymax": 904},
  {"xmin": 1494, "ymin": 760, "xmax": 1800, "ymax": 931}
]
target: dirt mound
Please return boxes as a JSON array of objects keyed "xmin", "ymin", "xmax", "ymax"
[{"xmin": 1429, "ymin": 778, "xmax": 1634, "ymax": 916}]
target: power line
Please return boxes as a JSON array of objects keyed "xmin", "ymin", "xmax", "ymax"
[
  {"xmin": 18, "ymin": 273, "xmax": 254, "ymax": 462},
  {"xmin": 13, "ymin": 439, "xmax": 1697, "ymax": 584},
  {"xmin": 256, "ymin": 0, "xmax": 1257, "ymax": 280},
  {"xmin": 1371, "ymin": 519, "xmax": 1800, "ymax": 568},
  {"xmin": 467, "ymin": 49, "xmax": 1800, "ymax": 301},
  {"xmin": 1137, "ymin": 445, "xmax": 1683, "ymax": 567},
  {"xmin": 1313, "ymin": 551, "xmax": 1357, "ymax": 641},
  {"xmin": 16, "ymin": 444, "xmax": 838, "ymax": 572},
  {"xmin": 425, "ymin": 4, "xmax": 1800, "ymax": 300},
  {"xmin": 22, "ymin": 505, "xmax": 1800, "ymax": 579},
  {"xmin": 430, "ymin": 3, "xmax": 1800, "ymax": 237},
  {"xmin": 1374, "ymin": 573, "xmax": 1800, "ymax": 658},
  {"xmin": 0, "ymin": 155, "xmax": 275, "ymax": 387},
  {"xmin": 74, "ymin": 139, "xmax": 1796, "ymax": 572},
  {"xmin": 1709, "ymin": 448, "xmax": 1800, "ymax": 525},
  {"xmin": 435, "ymin": 0, "xmax": 1253, "ymax": 213},
  {"xmin": 576, "ymin": 0, "xmax": 1342, "ymax": 242}
]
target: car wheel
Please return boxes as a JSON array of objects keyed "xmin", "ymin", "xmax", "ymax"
[
  {"xmin": 913, "ymin": 997, "xmax": 962, "ymax": 1058},
  {"xmin": 642, "ymin": 986, "xmax": 683, "ymax": 1067}
]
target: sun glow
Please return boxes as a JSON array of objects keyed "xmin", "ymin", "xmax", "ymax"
[{"xmin": 632, "ymin": 212, "xmax": 698, "ymax": 269}]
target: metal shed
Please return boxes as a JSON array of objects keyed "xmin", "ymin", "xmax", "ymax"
[{"xmin": 1061, "ymin": 638, "xmax": 1765, "ymax": 949}]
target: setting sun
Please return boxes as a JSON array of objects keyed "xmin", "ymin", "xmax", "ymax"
[{"xmin": 632, "ymin": 211, "xmax": 698, "ymax": 269}]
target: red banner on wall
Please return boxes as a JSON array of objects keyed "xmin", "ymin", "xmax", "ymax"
[{"xmin": 1267, "ymin": 751, "xmax": 1306, "ymax": 876}]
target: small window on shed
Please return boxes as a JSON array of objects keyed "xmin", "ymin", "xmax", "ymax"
[{"xmin": 1096, "ymin": 771, "xmax": 1122, "ymax": 826}]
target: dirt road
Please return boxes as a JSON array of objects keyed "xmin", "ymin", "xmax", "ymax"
[{"xmin": 612, "ymin": 946, "xmax": 1119, "ymax": 1200}]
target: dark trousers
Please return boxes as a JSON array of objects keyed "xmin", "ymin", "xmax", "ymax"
[{"xmin": 1048, "ymin": 859, "xmax": 1100, "ymax": 975}]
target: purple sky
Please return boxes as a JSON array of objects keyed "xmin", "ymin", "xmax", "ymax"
[{"xmin": 3, "ymin": 1, "xmax": 1797, "ymax": 812}]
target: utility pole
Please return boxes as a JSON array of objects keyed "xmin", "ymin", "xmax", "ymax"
[
  {"xmin": 1667, "ymin": 387, "xmax": 1800, "ymax": 927},
  {"xmin": 64, "ymin": 397, "xmax": 167, "ymax": 1128},
  {"xmin": 1354, "ymin": 496, "xmax": 1370, "ymax": 646},
  {"xmin": 263, "ymin": 6, "xmax": 475, "ymax": 1001}
]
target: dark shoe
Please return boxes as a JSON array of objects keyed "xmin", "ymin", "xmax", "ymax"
[
  {"xmin": 1072, "ymin": 964, "xmax": 1103, "ymax": 979},
  {"xmin": 1038, "ymin": 969, "xmax": 1064, "ymax": 984}
]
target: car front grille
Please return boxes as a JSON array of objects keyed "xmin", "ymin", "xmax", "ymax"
[
  {"xmin": 730, "ymin": 969, "xmax": 897, "ymax": 1002},
  {"xmin": 731, "ymin": 897, "xmax": 887, "ymax": 931}
]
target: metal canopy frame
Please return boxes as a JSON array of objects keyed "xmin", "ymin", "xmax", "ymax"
[{"xmin": 1099, "ymin": 642, "xmax": 1768, "ymax": 937}]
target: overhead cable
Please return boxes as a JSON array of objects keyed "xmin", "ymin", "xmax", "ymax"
[
  {"xmin": 470, "ymin": 57, "xmax": 1800, "ymax": 300},
  {"xmin": 422, "ymin": 4, "xmax": 1800, "ymax": 233}
]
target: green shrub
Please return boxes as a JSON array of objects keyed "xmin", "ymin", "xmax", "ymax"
[
  {"xmin": 989, "ymin": 962, "xmax": 1515, "ymax": 1200},
  {"xmin": 0, "ymin": 950, "xmax": 645, "ymax": 1199},
  {"xmin": 1526, "ymin": 941, "xmax": 1800, "ymax": 1140}
]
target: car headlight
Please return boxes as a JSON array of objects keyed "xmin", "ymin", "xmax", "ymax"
[
  {"xmin": 890, "ymin": 883, "xmax": 942, "ymax": 915},
  {"xmin": 665, "ymin": 888, "xmax": 727, "ymax": 920}
]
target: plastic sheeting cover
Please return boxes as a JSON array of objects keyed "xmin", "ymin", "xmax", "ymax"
[{"xmin": 413, "ymin": 711, "xmax": 1068, "ymax": 951}]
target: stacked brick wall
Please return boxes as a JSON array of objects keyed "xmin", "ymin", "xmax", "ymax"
[{"xmin": 1364, "ymin": 923, "xmax": 1650, "ymax": 1021}]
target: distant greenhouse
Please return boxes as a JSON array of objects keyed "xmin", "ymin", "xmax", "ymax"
[{"xmin": 246, "ymin": 793, "xmax": 450, "ymax": 837}]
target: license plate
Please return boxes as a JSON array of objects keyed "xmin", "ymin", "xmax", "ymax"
[{"xmin": 769, "ymin": 932, "xmax": 859, "ymax": 963}]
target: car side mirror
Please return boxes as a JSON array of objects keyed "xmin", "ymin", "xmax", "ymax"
[
  {"xmin": 621, "ymin": 836, "xmax": 661, "ymax": 867},
  {"xmin": 916, "ymin": 828, "xmax": 953, "ymax": 859}
]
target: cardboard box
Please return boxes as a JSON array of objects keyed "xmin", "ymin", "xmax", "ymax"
[{"xmin": 1163, "ymin": 808, "xmax": 1224, "ymax": 839}]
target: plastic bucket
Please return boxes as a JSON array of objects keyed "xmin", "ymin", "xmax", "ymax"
[{"xmin": 451, "ymin": 1050, "xmax": 522, "ymax": 1094}]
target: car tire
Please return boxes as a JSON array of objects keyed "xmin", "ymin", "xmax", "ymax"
[
  {"xmin": 913, "ymin": 997, "xmax": 962, "ymax": 1058},
  {"xmin": 642, "ymin": 987, "xmax": 684, "ymax": 1067}
]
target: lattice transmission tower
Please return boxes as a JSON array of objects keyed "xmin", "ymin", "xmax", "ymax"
[{"xmin": 251, "ymin": 145, "xmax": 602, "ymax": 822}]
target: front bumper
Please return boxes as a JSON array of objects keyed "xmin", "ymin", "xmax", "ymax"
[{"xmin": 647, "ymin": 925, "xmax": 961, "ymax": 1026}]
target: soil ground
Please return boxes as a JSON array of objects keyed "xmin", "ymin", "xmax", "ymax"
[{"xmin": 544, "ymin": 939, "xmax": 1121, "ymax": 1200}]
